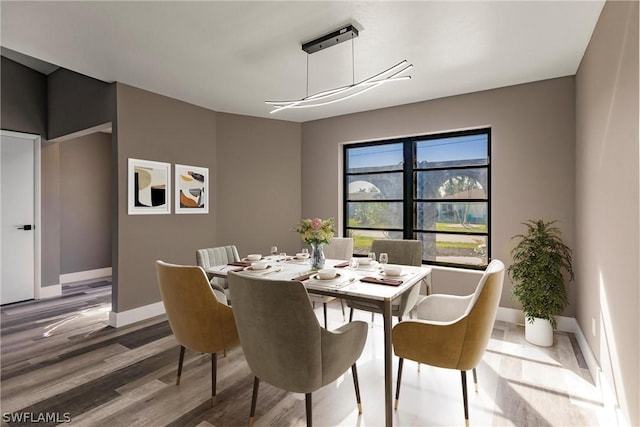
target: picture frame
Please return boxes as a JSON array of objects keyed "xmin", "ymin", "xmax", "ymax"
[
  {"xmin": 175, "ymin": 164, "xmax": 209, "ymax": 214},
  {"xmin": 128, "ymin": 158, "xmax": 171, "ymax": 215}
]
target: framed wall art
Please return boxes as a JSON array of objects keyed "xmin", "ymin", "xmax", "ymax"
[
  {"xmin": 128, "ymin": 158, "xmax": 171, "ymax": 215},
  {"xmin": 175, "ymin": 164, "xmax": 209, "ymax": 214}
]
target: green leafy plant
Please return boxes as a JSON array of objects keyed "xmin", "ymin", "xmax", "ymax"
[{"xmin": 507, "ymin": 219, "xmax": 574, "ymax": 329}]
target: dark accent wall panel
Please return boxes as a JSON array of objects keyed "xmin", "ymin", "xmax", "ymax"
[
  {"xmin": 47, "ymin": 68, "xmax": 114, "ymax": 140},
  {"xmin": 0, "ymin": 57, "xmax": 47, "ymax": 137}
]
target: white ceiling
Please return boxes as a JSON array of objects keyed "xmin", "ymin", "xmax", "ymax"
[{"xmin": 1, "ymin": 1, "xmax": 605, "ymax": 123}]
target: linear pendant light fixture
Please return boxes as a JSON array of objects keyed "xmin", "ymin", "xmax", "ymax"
[{"xmin": 266, "ymin": 24, "xmax": 413, "ymax": 114}]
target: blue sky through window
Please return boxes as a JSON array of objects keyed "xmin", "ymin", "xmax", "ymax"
[{"xmin": 347, "ymin": 134, "xmax": 488, "ymax": 170}]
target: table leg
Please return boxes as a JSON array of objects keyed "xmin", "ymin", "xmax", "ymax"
[{"xmin": 383, "ymin": 298, "xmax": 393, "ymax": 427}]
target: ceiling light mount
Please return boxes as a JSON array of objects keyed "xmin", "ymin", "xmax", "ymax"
[
  {"xmin": 302, "ymin": 24, "xmax": 359, "ymax": 54},
  {"xmin": 266, "ymin": 23, "xmax": 412, "ymax": 114}
]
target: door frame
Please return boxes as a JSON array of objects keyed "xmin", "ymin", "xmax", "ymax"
[{"xmin": 1, "ymin": 130, "xmax": 42, "ymax": 298}]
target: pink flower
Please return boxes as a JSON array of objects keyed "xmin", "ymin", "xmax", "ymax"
[{"xmin": 311, "ymin": 218, "xmax": 322, "ymax": 230}]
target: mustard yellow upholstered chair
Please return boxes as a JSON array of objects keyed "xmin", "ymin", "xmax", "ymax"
[
  {"xmin": 155, "ymin": 260, "xmax": 240, "ymax": 406},
  {"xmin": 392, "ymin": 259, "xmax": 505, "ymax": 426},
  {"xmin": 228, "ymin": 272, "xmax": 368, "ymax": 427},
  {"xmin": 348, "ymin": 239, "xmax": 423, "ymax": 322}
]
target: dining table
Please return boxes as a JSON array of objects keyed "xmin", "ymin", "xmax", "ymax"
[{"xmin": 206, "ymin": 255, "xmax": 432, "ymax": 427}]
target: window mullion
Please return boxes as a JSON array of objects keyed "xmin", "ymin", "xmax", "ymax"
[{"xmin": 403, "ymin": 140, "xmax": 413, "ymax": 240}]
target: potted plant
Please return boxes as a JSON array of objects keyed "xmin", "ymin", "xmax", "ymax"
[{"xmin": 507, "ymin": 219, "xmax": 574, "ymax": 347}]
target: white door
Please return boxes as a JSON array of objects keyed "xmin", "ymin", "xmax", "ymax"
[{"xmin": 1, "ymin": 132, "xmax": 36, "ymax": 304}]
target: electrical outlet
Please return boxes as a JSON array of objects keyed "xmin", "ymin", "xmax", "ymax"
[{"xmin": 592, "ymin": 317, "xmax": 596, "ymax": 337}]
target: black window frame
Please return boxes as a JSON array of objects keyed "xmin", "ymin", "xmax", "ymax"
[{"xmin": 343, "ymin": 128, "xmax": 491, "ymax": 270}]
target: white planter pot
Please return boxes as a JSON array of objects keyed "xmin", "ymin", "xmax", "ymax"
[{"xmin": 525, "ymin": 317, "xmax": 554, "ymax": 347}]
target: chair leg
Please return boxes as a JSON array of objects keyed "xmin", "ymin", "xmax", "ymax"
[
  {"xmin": 461, "ymin": 371, "xmax": 469, "ymax": 425},
  {"xmin": 472, "ymin": 367, "xmax": 478, "ymax": 392},
  {"xmin": 323, "ymin": 303, "xmax": 328, "ymax": 328},
  {"xmin": 351, "ymin": 364, "xmax": 362, "ymax": 414},
  {"xmin": 176, "ymin": 345, "xmax": 186, "ymax": 385},
  {"xmin": 340, "ymin": 299, "xmax": 346, "ymax": 320},
  {"xmin": 249, "ymin": 376, "xmax": 260, "ymax": 427},
  {"xmin": 305, "ymin": 393, "xmax": 313, "ymax": 427},
  {"xmin": 395, "ymin": 357, "xmax": 404, "ymax": 409},
  {"xmin": 371, "ymin": 312, "xmax": 374, "ymax": 322},
  {"xmin": 211, "ymin": 353, "xmax": 217, "ymax": 406},
  {"xmin": 349, "ymin": 307, "xmax": 354, "ymax": 322}
]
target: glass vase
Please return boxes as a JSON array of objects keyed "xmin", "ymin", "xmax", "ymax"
[{"xmin": 310, "ymin": 242, "xmax": 325, "ymax": 269}]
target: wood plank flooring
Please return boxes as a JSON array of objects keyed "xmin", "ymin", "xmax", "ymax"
[{"xmin": 1, "ymin": 278, "xmax": 612, "ymax": 426}]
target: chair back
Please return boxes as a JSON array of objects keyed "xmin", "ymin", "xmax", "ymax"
[
  {"xmin": 456, "ymin": 259, "xmax": 505, "ymax": 369},
  {"xmin": 155, "ymin": 261, "xmax": 238, "ymax": 354},
  {"xmin": 196, "ymin": 245, "xmax": 240, "ymax": 269},
  {"xmin": 323, "ymin": 237, "xmax": 354, "ymax": 260},
  {"xmin": 371, "ymin": 239, "xmax": 422, "ymax": 266},
  {"xmin": 228, "ymin": 272, "xmax": 323, "ymax": 393}
]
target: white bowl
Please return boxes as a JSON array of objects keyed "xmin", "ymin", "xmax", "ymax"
[
  {"xmin": 251, "ymin": 261, "xmax": 269, "ymax": 270},
  {"xmin": 246, "ymin": 254, "xmax": 262, "ymax": 261},
  {"xmin": 384, "ymin": 265, "xmax": 402, "ymax": 276},
  {"xmin": 296, "ymin": 252, "xmax": 310, "ymax": 259},
  {"xmin": 317, "ymin": 268, "xmax": 337, "ymax": 280},
  {"xmin": 358, "ymin": 258, "xmax": 371, "ymax": 265}
]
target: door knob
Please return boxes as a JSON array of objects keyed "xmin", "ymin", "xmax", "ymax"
[{"xmin": 17, "ymin": 225, "xmax": 32, "ymax": 230}]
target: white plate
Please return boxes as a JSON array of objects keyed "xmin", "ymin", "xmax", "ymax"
[
  {"xmin": 294, "ymin": 256, "xmax": 310, "ymax": 260},
  {"xmin": 381, "ymin": 271, "xmax": 407, "ymax": 278},
  {"xmin": 311, "ymin": 273, "xmax": 342, "ymax": 281},
  {"xmin": 242, "ymin": 257, "xmax": 263, "ymax": 262},
  {"xmin": 244, "ymin": 264, "xmax": 272, "ymax": 271}
]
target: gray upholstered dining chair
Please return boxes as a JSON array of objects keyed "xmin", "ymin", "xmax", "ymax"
[
  {"xmin": 155, "ymin": 261, "xmax": 240, "ymax": 406},
  {"xmin": 196, "ymin": 245, "xmax": 241, "ymax": 302},
  {"xmin": 348, "ymin": 239, "xmax": 423, "ymax": 322},
  {"xmin": 311, "ymin": 237, "xmax": 354, "ymax": 325},
  {"xmin": 228, "ymin": 272, "xmax": 368, "ymax": 427},
  {"xmin": 323, "ymin": 237, "xmax": 354, "ymax": 260},
  {"xmin": 392, "ymin": 259, "xmax": 505, "ymax": 425}
]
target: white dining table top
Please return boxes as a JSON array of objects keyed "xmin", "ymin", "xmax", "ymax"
[{"xmin": 206, "ymin": 256, "xmax": 431, "ymax": 302}]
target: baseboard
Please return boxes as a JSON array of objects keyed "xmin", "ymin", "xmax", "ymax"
[
  {"xmin": 496, "ymin": 306, "xmax": 576, "ymax": 333},
  {"xmin": 60, "ymin": 267, "xmax": 112, "ymax": 284},
  {"xmin": 36, "ymin": 284, "xmax": 61, "ymax": 299},
  {"xmin": 108, "ymin": 301, "xmax": 165, "ymax": 328}
]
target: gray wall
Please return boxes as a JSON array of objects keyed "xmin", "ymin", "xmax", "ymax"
[
  {"xmin": 301, "ymin": 77, "xmax": 576, "ymax": 313},
  {"xmin": 59, "ymin": 132, "xmax": 112, "ymax": 274},
  {"xmin": 216, "ymin": 113, "xmax": 302, "ymax": 257},
  {"xmin": 40, "ymin": 142, "xmax": 61, "ymax": 287},
  {"xmin": 114, "ymin": 83, "xmax": 218, "ymax": 312},
  {"xmin": 575, "ymin": 1, "xmax": 639, "ymax": 425}
]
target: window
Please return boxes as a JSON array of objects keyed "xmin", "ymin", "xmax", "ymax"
[{"xmin": 344, "ymin": 129, "xmax": 490, "ymax": 269}]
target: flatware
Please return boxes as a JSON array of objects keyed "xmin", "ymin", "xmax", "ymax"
[{"xmin": 261, "ymin": 268, "xmax": 282, "ymax": 276}]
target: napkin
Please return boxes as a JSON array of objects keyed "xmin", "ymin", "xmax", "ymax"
[
  {"xmin": 360, "ymin": 276, "xmax": 403, "ymax": 286},
  {"xmin": 291, "ymin": 273, "xmax": 313, "ymax": 281},
  {"xmin": 229, "ymin": 267, "xmax": 245, "ymax": 272},
  {"xmin": 334, "ymin": 261, "xmax": 350, "ymax": 268},
  {"xmin": 228, "ymin": 261, "xmax": 251, "ymax": 267}
]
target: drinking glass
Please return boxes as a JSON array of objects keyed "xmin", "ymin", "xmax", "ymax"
[
  {"xmin": 368, "ymin": 252, "xmax": 376, "ymax": 263},
  {"xmin": 349, "ymin": 257, "xmax": 359, "ymax": 270},
  {"xmin": 379, "ymin": 253, "xmax": 389, "ymax": 267},
  {"xmin": 301, "ymin": 248, "xmax": 309, "ymax": 255},
  {"xmin": 279, "ymin": 252, "xmax": 287, "ymax": 262},
  {"xmin": 270, "ymin": 246, "xmax": 278, "ymax": 256}
]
